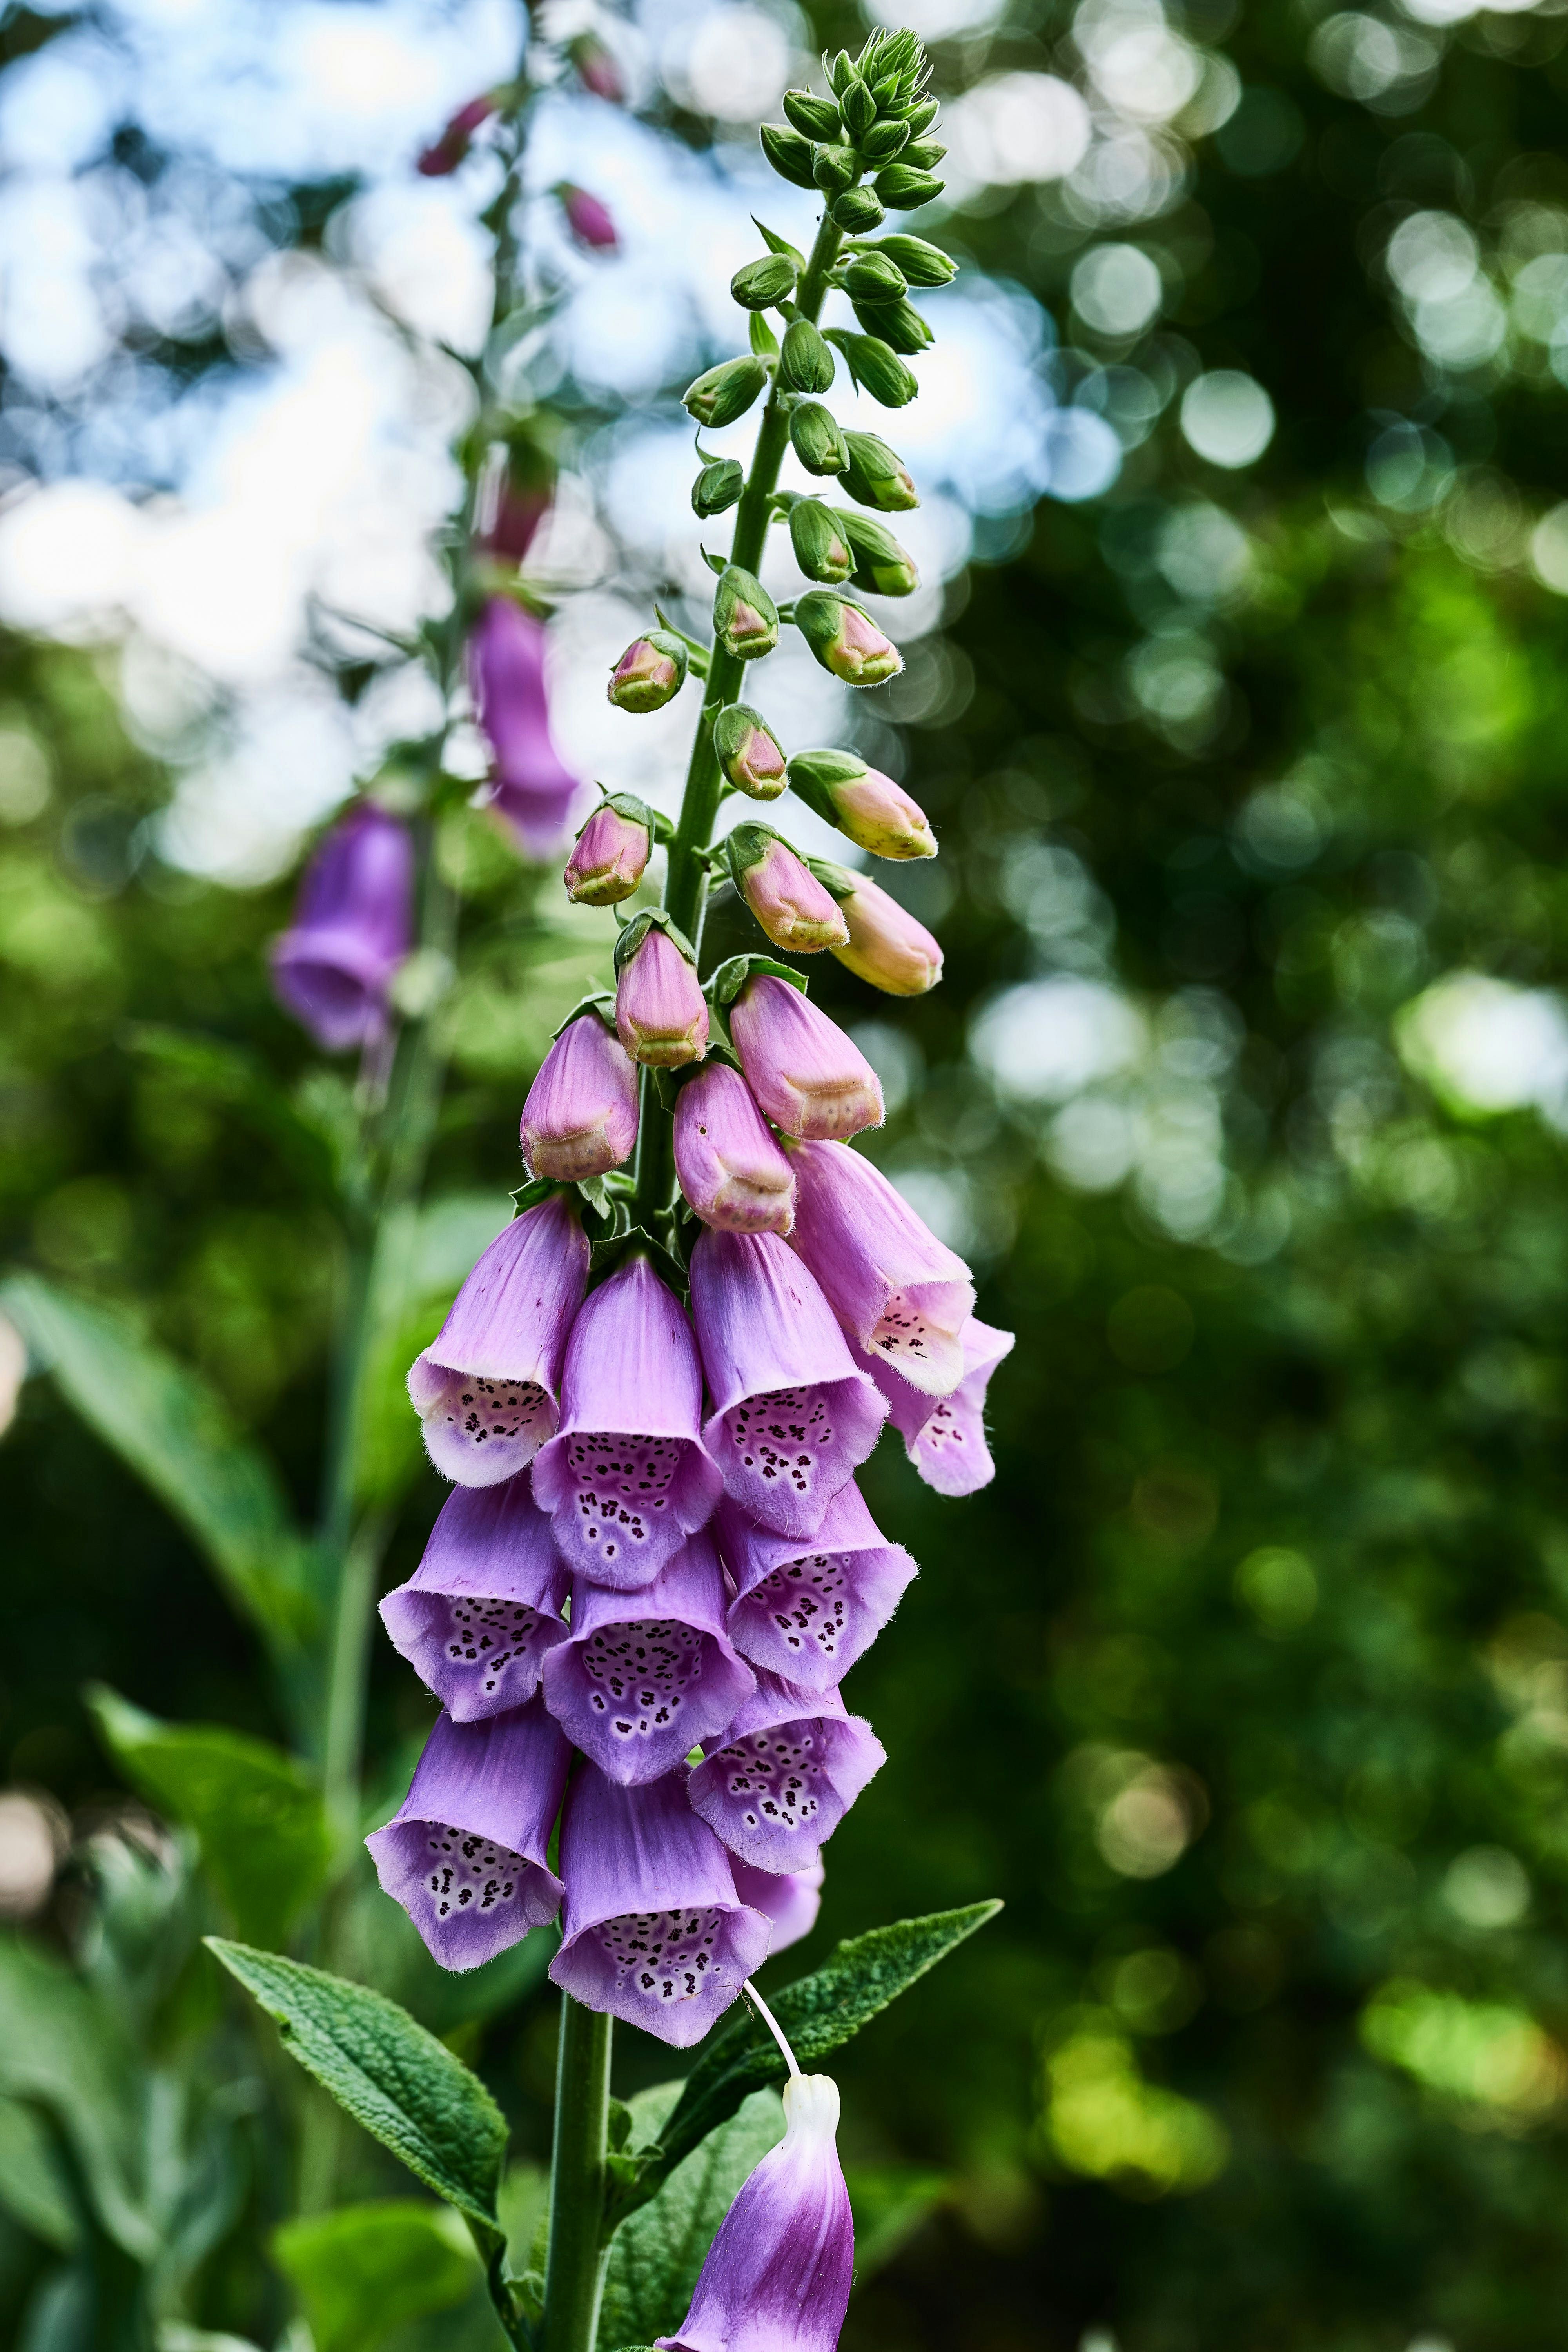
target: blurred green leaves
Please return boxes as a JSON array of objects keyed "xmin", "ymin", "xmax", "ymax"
[{"xmin": 272, "ymin": 2199, "xmax": 481, "ymax": 2352}]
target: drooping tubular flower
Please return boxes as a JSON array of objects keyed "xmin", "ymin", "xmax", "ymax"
[
  {"xmin": 687, "ymin": 1671, "xmax": 885, "ymax": 1875},
  {"xmin": 783, "ymin": 1140, "xmax": 975, "ymax": 1397},
  {"xmin": 531, "ymin": 1254, "xmax": 722, "ymax": 1586},
  {"xmin": 728, "ymin": 974, "xmax": 884, "ymax": 1141},
  {"xmin": 407, "ymin": 1193, "xmax": 590, "ymax": 1485},
  {"xmin": 521, "ymin": 1012, "xmax": 639, "ymax": 1181},
  {"xmin": 717, "ymin": 1482, "xmax": 917, "ymax": 1693},
  {"xmin": 270, "ymin": 802, "xmax": 413, "ymax": 1053},
  {"xmin": 674, "ymin": 1063, "xmax": 796, "ymax": 1236},
  {"xmin": 866, "ymin": 1316, "xmax": 1015, "ymax": 1497},
  {"xmin": 379, "ymin": 1472, "xmax": 568, "ymax": 1720},
  {"xmin": 549, "ymin": 1764, "xmax": 769, "ymax": 2046},
  {"xmin": 730, "ymin": 1857, "xmax": 824, "ymax": 1955},
  {"xmin": 542, "ymin": 1535, "xmax": 755, "ymax": 1784},
  {"xmin": 616, "ymin": 922, "xmax": 710, "ymax": 1068},
  {"xmin": 470, "ymin": 597, "xmax": 586, "ymax": 857},
  {"xmin": 688, "ymin": 1227, "xmax": 887, "ymax": 1541},
  {"xmin": 826, "ymin": 869, "xmax": 942, "ymax": 996},
  {"xmin": 653, "ymin": 2071, "xmax": 854, "ymax": 2352},
  {"xmin": 365, "ymin": 1696, "xmax": 569, "ymax": 1971},
  {"xmin": 726, "ymin": 827, "xmax": 847, "ymax": 955}
]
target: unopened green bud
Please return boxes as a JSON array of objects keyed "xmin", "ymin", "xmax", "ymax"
[
  {"xmin": 840, "ymin": 77, "xmax": 875, "ymax": 138},
  {"xmin": 859, "ymin": 119, "xmax": 909, "ymax": 164},
  {"xmin": 607, "ymin": 631, "xmax": 689, "ymax": 711},
  {"xmin": 831, "ymin": 185, "xmax": 885, "ymax": 234},
  {"xmin": 714, "ymin": 564, "xmax": 779, "ymax": 662},
  {"xmin": 875, "ymin": 234, "xmax": 955, "ymax": 287},
  {"xmin": 794, "ymin": 591, "xmax": 903, "ymax": 687},
  {"xmin": 851, "ymin": 297, "xmax": 933, "ymax": 356},
  {"xmin": 844, "ymin": 250, "xmax": 907, "ymax": 301},
  {"xmin": 782, "ymin": 88, "xmax": 840, "ymax": 140},
  {"xmin": 683, "ymin": 355, "xmax": 767, "ymax": 428},
  {"xmin": 780, "ymin": 319, "xmax": 835, "ymax": 394},
  {"xmin": 827, "ymin": 50, "xmax": 856, "ymax": 97},
  {"xmin": 837, "ymin": 508, "xmax": 919, "ymax": 597},
  {"xmin": 715, "ymin": 704, "xmax": 787, "ymax": 799},
  {"xmin": 692, "ymin": 457, "xmax": 744, "ymax": 518},
  {"xmin": 813, "ymin": 143, "xmax": 858, "ymax": 196},
  {"xmin": 841, "ymin": 430, "xmax": 918, "ymax": 512},
  {"xmin": 789, "ymin": 498, "xmax": 854, "ymax": 585},
  {"xmin": 759, "ymin": 122, "xmax": 818, "ymax": 189},
  {"xmin": 903, "ymin": 140, "xmax": 947, "ymax": 171},
  {"xmin": 732, "ymin": 253, "xmax": 797, "ymax": 310},
  {"xmin": 875, "ymin": 164, "xmax": 944, "ymax": 210},
  {"xmin": 790, "ymin": 401, "xmax": 850, "ymax": 476},
  {"xmin": 906, "ymin": 97, "xmax": 940, "ymax": 137},
  {"xmin": 830, "ymin": 332, "xmax": 919, "ymax": 408}
]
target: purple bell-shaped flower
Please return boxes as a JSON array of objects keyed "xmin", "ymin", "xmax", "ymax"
[{"xmin": 270, "ymin": 802, "xmax": 413, "ymax": 1053}]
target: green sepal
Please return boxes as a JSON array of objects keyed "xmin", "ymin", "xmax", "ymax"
[
  {"xmin": 849, "ymin": 295, "xmax": 933, "ymax": 356},
  {"xmin": 548, "ymin": 991, "xmax": 618, "ymax": 1045},
  {"xmin": 751, "ymin": 217, "xmax": 806, "ymax": 269},
  {"xmin": 652, "ymin": 608, "xmax": 713, "ymax": 680},
  {"xmin": 705, "ymin": 954, "xmax": 809, "ymax": 1009},
  {"xmin": 905, "ymin": 96, "xmax": 940, "ymax": 137},
  {"xmin": 806, "ymin": 854, "xmax": 859, "ymax": 901},
  {"xmin": 903, "ymin": 139, "xmax": 947, "ymax": 170},
  {"xmin": 843, "ymin": 250, "xmax": 909, "ymax": 302},
  {"xmin": 682, "ymin": 355, "xmax": 767, "ymax": 428},
  {"xmin": 722, "ymin": 820, "xmax": 784, "ymax": 889},
  {"xmin": 613, "ymin": 907, "xmax": 699, "ymax": 977},
  {"xmin": 700, "ymin": 546, "xmax": 728, "ymax": 577},
  {"xmin": 758, "ymin": 122, "xmax": 817, "ymax": 190},
  {"xmin": 749, "ymin": 309, "xmax": 780, "ymax": 357}
]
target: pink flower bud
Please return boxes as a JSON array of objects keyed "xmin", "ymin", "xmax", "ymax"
[
  {"xmin": 569, "ymin": 32, "xmax": 625, "ymax": 103},
  {"xmin": 787, "ymin": 750, "xmax": 934, "ymax": 860},
  {"xmin": 674, "ymin": 1064, "xmax": 796, "ymax": 1235},
  {"xmin": 607, "ymin": 633, "xmax": 686, "ymax": 713},
  {"xmin": 794, "ymin": 591, "xmax": 903, "ymax": 688},
  {"xmin": 559, "ymin": 182, "xmax": 618, "ymax": 252},
  {"xmin": 417, "ymin": 93, "xmax": 498, "ymax": 176},
  {"xmin": 728, "ymin": 827, "xmax": 848, "ymax": 955},
  {"xmin": 615, "ymin": 926, "xmax": 709, "ymax": 1067},
  {"xmin": 564, "ymin": 802, "xmax": 651, "ymax": 906},
  {"xmin": 830, "ymin": 875, "xmax": 942, "ymax": 996},
  {"xmin": 714, "ymin": 704, "xmax": 787, "ymax": 800},
  {"xmin": 521, "ymin": 1016, "xmax": 639, "ymax": 1181},
  {"xmin": 729, "ymin": 974, "xmax": 884, "ymax": 1140}
]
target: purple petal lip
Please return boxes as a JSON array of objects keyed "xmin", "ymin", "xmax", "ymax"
[
  {"xmin": 689, "ymin": 1229, "xmax": 887, "ymax": 1541},
  {"xmin": 866, "ymin": 1315, "xmax": 1014, "ymax": 1498},
  {"xmin": 717, "ymin": 1481, "xmax": 917, "ymax": 1692},
  {"xmin": 729, "ymin": 1856, "xmax": 824, "ymax": 1956},
  {"xmin": 365, "ymin": 1696, "xmax": 568, "ymax": 1972},
  {"xmin": 784, "ymin": 1140, "xmax": 975, "ymax": 1399},
  {"xmin": 542, "ymin": 1536, "xmax": 756, "ymax": 1784},
  {"xmin": 654, "ymin": 2071, "xmax": 853, "ymax": 2352},
  {"xmin": 408, "ymin": 1195, "xmax": 590, "ymax": 1488},
  {"xmin": 550, "ymin": 1765, "xmax": 769, "ymax": 2048},
  {"xmin": 380, "ymin": 1472, "xmax": 570, "ymax": 1720},
  {"xmin": 688, "ymin": 1670, "xmax": 884, "ymax": 1875},
  {"xmin": 532, "ymin": 1256, "xmax": 722, "ymax": 1586}
]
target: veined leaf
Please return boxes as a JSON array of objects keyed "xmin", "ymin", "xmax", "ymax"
[
  {"xmin": 272, "ymin": 2199, "xmax": 480, "ymax": 2352},
  {"xmin": 1, "ymin": 1275, "xmax": 315, "ymax": 1657},
  {"xmin": 205, "ymin": 1941, "xmax": 508, "ymax": 2258},
  {"xmin": 88, "ymin": 1687, "xmax": 330, "ymax": 1947},
  {"xmin": 596, "ymin": 2091, "xmax": 783, "ymax": 2352},
  {"xmin": 647, "ymin": 1902, "xmax": 1000, "ymax": 2188}
]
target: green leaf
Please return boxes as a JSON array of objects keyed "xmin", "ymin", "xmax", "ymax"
[
  {"xmin": 123, "ymin": 1024, "xmax": 336, "ymax": 1198},
  {"xmin": 0, "ymin": 2097, "xmax": 79, "ymax": 2251},
  {"xmin": 0, "ymin": 1936, "xmax": 153, "ymax": 2261},
  {"xmin": 649, "ymin": 1903, "xmax": 1000, "ymax": 2186},
  {"xmin": 87, "ymin": 1687, "xmax": 330, "ymax": 1947},
  {"xmin": 704, "ymin": 954, "xmax": 809, "ymax": 1009},
  {"xmin": 846, "ymin": 2162, "xmax": 949, "ymax": 2284},
  {"xmin": 205, "ymin": 1940, "xmax": 509, "ymax": 2258},
  {"xmin": 596, "ymin": 2091, "xmax": 784, "ymax": 2352},
  {"xmin": 1, "ymin": 1275, "xmax": 314, "ymax": 1657},
  {"xmin": 751, "ymin": 217, "xmax": 806, "ymax": 268},
  {"xmin": 271, "ymin": 2200, "xmax": 481, "ymax": 2352},
  {"xmin": 749, "ymin": 309, "xmax": 780, "ymax": 358}
]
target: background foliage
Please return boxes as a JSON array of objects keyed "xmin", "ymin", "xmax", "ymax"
[{"xmin": 5, "ymin": 0, "xmax": 1568, "ymax": 2347}]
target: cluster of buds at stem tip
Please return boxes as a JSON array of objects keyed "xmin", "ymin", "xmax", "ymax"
[
  {"xmin": 810, "ymin": 860, "xmax": 942, "ymax": 996},
  {"xmin": 614, "ymin": 912, "xmax": 709, "ymax": 1067},
  {"xmin": 607, "ymin": 630, "xmax": 688, "ymax": 713},
  {"xmin": 787, "ymin": 750, "xmax": 935, "ymax": 860},
  {"xmin": 563, "ymin": 792, "xmax": 665, "ymax": 906},
  {"xmin": 724, "ymin": 825, "xmax": 848, "ymax": 955},
  {"xmin": 714, "ymin": 704, "xmax": 787, "ymax": 799}
]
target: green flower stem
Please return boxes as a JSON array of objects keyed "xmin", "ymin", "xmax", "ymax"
[
  {"xmin": 634, "ymin": 203, "xmax": 846, "ymax": 1226},
  {"xmin": 541, "ymin": 1997, "xmax": 614, "ymax": 2352}
]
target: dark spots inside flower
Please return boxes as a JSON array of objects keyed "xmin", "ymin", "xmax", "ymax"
[
  {"xmin": 574, "ymin": 1618, "xmax": 704, "ymax": 1743},
  {"xmin": 746, "ymin": 1553, "xmax": 850, "ymax": 1661},
  {"xmin": 711, "ymin": 1723, "xmax": 826, "ymax": 1836},
  {"xmin": 601, "ymin": 1906, "xmax": 725, "ymax": 2003},
  {"xmin": 430, "ymin": 1371, "xmax": 550, "ymax": 1454},
  {"xmin": 433, "ymin": 1594, "xmax": 548, "ymax": 1694},
  {"xmin": 422, "ymin": 1823, "xmax": 529, "ymax": 1922},
  {"xmin": 722, "ymin": 1385, "xmax": 834, "ymax": 1504}
]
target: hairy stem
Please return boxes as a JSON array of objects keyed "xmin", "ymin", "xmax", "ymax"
[{"xmin": 541, "ymin": 1998, "xmax": 614, "ymax": 2352}]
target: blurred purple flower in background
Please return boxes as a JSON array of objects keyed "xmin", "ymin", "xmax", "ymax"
[
  {"xmin": 557, "ymin": 181, "xmax": 619, "ymax": 252},
  {"xmin": 270, "ymin": 800, "xmax": 413, "ymax": 1052},
  {"xmin": 469, "ymin": 597, "xmax": 586, "ymax": 857}
]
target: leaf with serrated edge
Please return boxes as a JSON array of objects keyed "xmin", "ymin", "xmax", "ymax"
[
  {"xmin": 206, "ymin": 1940, "xmax": 508, "ymax": 2256},
  {"xmin": 645, "ymin": 1903, "xmax": 999, "ymax": 2191},
  {"xmin": 596, "ymin": 2091, "xmax": 783, "ymax": 2352}
]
